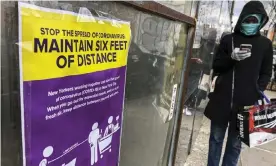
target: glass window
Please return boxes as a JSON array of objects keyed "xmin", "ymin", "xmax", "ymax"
[{"xmin": 1, "ymin": 1, "xmax": 191, "ymax": 166}]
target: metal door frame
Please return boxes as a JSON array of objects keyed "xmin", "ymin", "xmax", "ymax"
[{"xmin": 119, "ymin": 1, "xmax": 197, "ymax": 165}]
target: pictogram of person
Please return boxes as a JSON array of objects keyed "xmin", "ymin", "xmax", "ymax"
[
  {"xmin": 114, "ymin": 116, "xmax": 120, "ymax": 131},
  {"xmin": 104, "ymin": 116, "xmax": 115, "ymax": 136},
  {"xmin": 39, "ymin": 146, "xmax": 54, "ymax": 166},
  {"xmin": 88, "ymin": 122, "xmax": 101, "ymax": 165}
]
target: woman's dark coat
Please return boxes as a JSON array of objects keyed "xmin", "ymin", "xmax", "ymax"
[{"xmin": 204, "ymin": 1, "xmax": 273, "ymax": 125}]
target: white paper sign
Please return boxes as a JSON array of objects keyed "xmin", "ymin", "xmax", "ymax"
[{"xmin": 169, "ymin": 84, "xmax": 178, "ymax": 120}]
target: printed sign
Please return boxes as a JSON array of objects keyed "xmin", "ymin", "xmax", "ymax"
[
  {"xmin": 18, "ymin": 3, "xmax": 131, "ymax": 166},
  {"xmin": 169, "ymin": 84, "xmax": 178, "ymax": 121},
  {"xmin": 237, "ymin": 105, "xmax": 276, "ymax": 147}
]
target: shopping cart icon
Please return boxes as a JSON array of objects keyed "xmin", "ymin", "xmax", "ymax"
[
  {"xmin": 99, "ymin": 133, "xmax": 113, "ymax": 158},
  {"xmin": 99, "ymin": 125, "xmax": 120, "ymax": 158},
  {"xmin": 62, "ymin": 158, "xmax": 76, "ymax": 166},
  {"xmin": 89, "ymin": 115, "xmax": 121, "ymax": 164}
]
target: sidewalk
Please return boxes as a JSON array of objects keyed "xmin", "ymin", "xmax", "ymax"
[{"xmin": 182, "ymin": 91, "xmax": 276, "ymax": 166}]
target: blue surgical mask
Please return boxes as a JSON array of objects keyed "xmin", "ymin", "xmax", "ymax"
[
  {"xmin": 241, "ymin": 23, "xmax": 260, "ymax": 35},
  {"xmin": 240, "ymin": 14, "xmax": 262, "ymax": 36}
]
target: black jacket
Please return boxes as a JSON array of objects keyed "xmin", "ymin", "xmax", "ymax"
[{"xmin": 204, "ymin": 1, "xmax": 273, "ymax": 125}]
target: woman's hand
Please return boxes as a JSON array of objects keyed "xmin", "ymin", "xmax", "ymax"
[
  {"xmin": 191, "ymin": 58, "xmax": 203, "ymax": 64},
  {"xmin": 231, "ymin": 48, "xmax": 251, "ymax": 61}
]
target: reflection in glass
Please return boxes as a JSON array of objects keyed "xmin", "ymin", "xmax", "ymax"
[
  {"xmin": 1, "ymin": 1, "xmax": 191, "ymax": 166},
  {"xmin": 175, "ymin": 1, "xmax": 233, "ymax": 165}
]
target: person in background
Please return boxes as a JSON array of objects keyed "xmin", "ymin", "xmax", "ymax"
[
  {"xmin": 183, "ymin": 57, "xmax": 203, "ymax": 116},
  {"xmin": 204, "ymin": 1, "xmax": 272, "ymax": 166},
  {"xmin": 184, "ymin": 28, "xmax": 217, "ymax": 115}
]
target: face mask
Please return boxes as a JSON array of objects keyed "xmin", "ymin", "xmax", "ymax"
[
  {"xmin": 241, "ymin": 23, "xmax": 260, "ymax": 35},
  {"xmin": 240, "ymin": 14, "xmax": 262, "ymax": 36}
]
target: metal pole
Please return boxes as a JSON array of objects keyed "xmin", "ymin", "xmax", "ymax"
[
  {"xmin": 168, "ymin": 26, "xmax": 196, "ymax": 166},
  {"xmin": 167, "ymin": 1, "xmax": 200, "ymax": 164},
  {"xmin": 230, "ymin": 0, "xmax": 235, "ymax": 31},
  {"xmin": 218, "ymin": 1, "xmax": 223, "ymax": 24},
  {"xmin": 230, "ymin": 0, "xmax": 235, "ymax": 20}
]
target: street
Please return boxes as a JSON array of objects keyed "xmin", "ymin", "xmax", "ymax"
[{"xmin": 176, "ymin": 91, "xmax": 276, "ymax": 166}]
